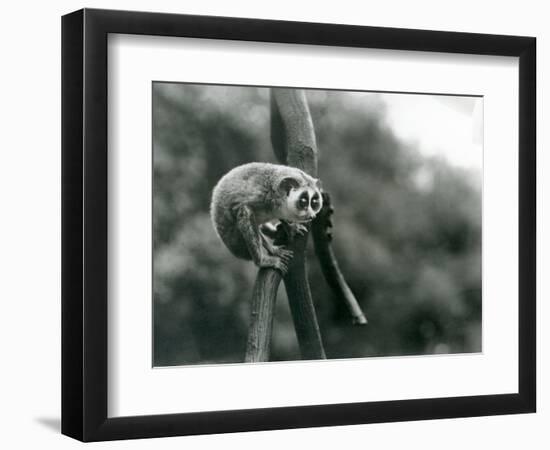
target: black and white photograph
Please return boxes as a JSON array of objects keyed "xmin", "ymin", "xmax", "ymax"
[{"xmin": 152, "ymin": 83, "xmax": 483, "ymax": 367}]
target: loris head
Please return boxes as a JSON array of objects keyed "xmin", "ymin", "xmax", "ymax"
[{"xmin": 277, "ymin": 171, "xmax": 323, "ymax": 223}]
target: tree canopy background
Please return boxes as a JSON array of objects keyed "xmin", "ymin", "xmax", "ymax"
[{"xmin": 152, "ymin": 83, "xmax": 482, "ymax": 366}]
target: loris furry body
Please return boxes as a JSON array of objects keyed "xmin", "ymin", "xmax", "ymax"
[{"xmin": 210, "ymin": 162, "xmax": 323, "ymax": 274}]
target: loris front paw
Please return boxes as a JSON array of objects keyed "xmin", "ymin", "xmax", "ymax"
[
  {"xmin": 288, "ymin": 223, "xmax": 308, "ymax": 238},
  {"xmin": 273, "ymin": 221, "xmax": 309, "ymax": 246}
]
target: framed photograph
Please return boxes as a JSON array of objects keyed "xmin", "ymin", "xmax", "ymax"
[{"xmin": 61, "ymin": 8, "xmax": 536, "ymax": 441}]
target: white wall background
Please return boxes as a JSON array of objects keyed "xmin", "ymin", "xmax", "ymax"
[{"xmin": 0, "ymin": 0, "xmax": 546, "ymax": 448}]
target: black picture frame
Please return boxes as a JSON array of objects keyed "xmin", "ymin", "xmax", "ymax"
[{"xmin": 61, "ymin": 8, "xmax": 536, "ymax": 442}]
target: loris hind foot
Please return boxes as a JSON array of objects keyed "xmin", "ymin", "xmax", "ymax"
[
  {"xmin": 260, "ymin": 228, "xmax": 293, "ymax": 260},
  {"xmin": 259, "ymin": 253, "xmax": 293, "ymax": 275},
  {"xmin": 259, "ymin": 240, "xmax": 293, "ymax": 275}
]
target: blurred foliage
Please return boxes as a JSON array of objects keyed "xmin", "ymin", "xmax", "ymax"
[{"xmin": 152, "ymin": 83, "xmax": 481, "ymax": 366}]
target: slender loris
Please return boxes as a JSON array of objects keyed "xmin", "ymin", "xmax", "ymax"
[{"xmin": 210, "ymin": 162, "xmax": 323, "ymax": 274}]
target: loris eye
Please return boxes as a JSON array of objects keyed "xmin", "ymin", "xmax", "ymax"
[
  {"xmin": 311, "ymin": 197, "xmax": 319, "ymax": 209},
  {"xmin": 299, "ymin": 197, "xmax": 308, "ymax": 209}
]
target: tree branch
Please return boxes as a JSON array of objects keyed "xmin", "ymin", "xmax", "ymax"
[
  {"xmin": 271, "ymin": 88, "xmax": 326, "ymax": 360},
  {"xmin": 311, "ymin": 192, "xmax": 367, "ymax": 325},
  {"xmin": 245, "ymin": 269, "xmax": 282, "ymax": 362}
]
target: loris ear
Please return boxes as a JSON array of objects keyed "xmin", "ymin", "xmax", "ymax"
[
  {"xmin": 314, "ymin": 178, "xmax": 323, "ymax": 191},
  {"xmin": 278, "ymin": 176, "xmax": 301, "ymax": 195}
]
